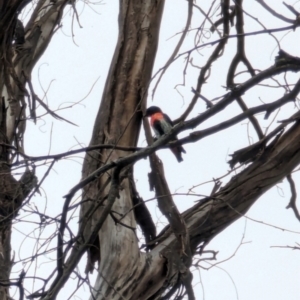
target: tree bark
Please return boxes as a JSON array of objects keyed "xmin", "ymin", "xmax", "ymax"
[
  {"xmin": 155, "ymin": 119, "xmax": 300, "ymax": 251},
  {"xmin": 79, "ymin": 1, "xmax": 166, "ymax": 299}
]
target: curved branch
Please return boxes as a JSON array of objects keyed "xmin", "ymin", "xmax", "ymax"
[
  {"xmin": 286, "ymin": 174, "xmax": 300, "ymax": 222},
  {"xmin": 175, "ymin": 0, "xmax": 232, "ymax": 123},
  {"xmin": 226, "ymin": 0, "xmax": 263, "ymax": 139},
  {"xmin": 151, "ymin": 0, "xmax": 193, "ymax": 98}
]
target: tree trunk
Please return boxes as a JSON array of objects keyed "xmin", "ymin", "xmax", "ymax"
[{"xmin": 80, "ymin": 1, "xmax": 166, "ymax": 299}]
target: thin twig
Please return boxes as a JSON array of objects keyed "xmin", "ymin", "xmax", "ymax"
[{"xmin": 286, "ymin": 174, "xmax": 300, "ymax": 222}]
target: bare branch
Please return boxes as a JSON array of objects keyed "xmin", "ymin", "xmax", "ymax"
[
  {"xmin": 256, "ymin": 0, "xmax": 295, "ymax": 23},
  {"xmin": 286, "ymin": 174, "xmax": 300, "ymax": 222},
  {"xmin": 174, "ymin": 1, "xmax": 232, "ymax": 123},
  {"xmin": 191, "ymin": 87, "xmax": 213, "ymax": 109},
  {"xmin": 152, "ymin": 0, "xmax": 193, "ymax": 98},
  {"xmin": 282, "ymin": 2, "xmax": 300, "ymax": 17},
  {"xmin": 41, "ymin": 167, "xmax": 121, "ymax": 300}
]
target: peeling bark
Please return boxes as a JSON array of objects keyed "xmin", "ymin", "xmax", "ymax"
[{"xmin": 79, "ymin": 1, "xmax": 166, "ymax": 299}]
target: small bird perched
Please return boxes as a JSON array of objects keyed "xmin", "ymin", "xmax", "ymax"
[{"xmin": 145, "ymin": 106, "xmax": 186, "ymax": 162}]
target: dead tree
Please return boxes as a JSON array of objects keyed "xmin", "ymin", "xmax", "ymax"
[{"xmin": 1, "ymin": 0, "xmax": 300, "ymax": 299}]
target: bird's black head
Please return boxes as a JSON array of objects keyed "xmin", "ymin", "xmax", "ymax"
[{"xmin": 145, "ymin": 106, "xmax": 162, "ymax": 117}]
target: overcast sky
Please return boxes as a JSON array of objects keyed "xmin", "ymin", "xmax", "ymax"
[{"xmin": 12, "ymin": 1, "xmax": 300, "ymax": 299}]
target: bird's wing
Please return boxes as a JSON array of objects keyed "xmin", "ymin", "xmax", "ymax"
[
  {"xmin": 163, "ymin": 113, "xmax": 173, "ymax": 126},
  {"xmin": 152, "ymin": 120, "xmax": 165, "ymax": 136}
]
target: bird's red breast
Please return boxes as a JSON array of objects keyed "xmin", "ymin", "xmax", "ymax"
[{"xmin": 150, "ymin": 112, "xmax": 164, "ymax": 127}]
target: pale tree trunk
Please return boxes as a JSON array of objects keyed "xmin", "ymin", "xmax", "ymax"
[{"xmin": 80, "ymin": 1, "xmax": 167, "ymax": 298}]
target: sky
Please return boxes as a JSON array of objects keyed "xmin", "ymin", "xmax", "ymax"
[{"xmin": 11, "ymin": 1, "xmax": 300, "ymax": 299}]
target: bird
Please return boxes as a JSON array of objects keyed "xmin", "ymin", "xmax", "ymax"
[{"xmin": 144, "ymin": 106, "xmax": 186, "ymax": 162}]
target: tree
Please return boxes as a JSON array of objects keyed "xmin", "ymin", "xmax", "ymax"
[{"xmin": 1, "ymin": 0, "xmax": 300, "ymax": 299}]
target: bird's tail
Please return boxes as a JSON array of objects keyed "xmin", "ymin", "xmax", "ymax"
[{"xmin": 170, "ymin": 145, "xmax": 186, "ymax": 162}]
